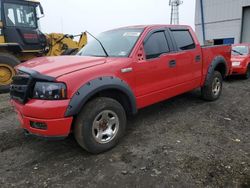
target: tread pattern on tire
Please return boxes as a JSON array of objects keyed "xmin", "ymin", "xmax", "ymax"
[
  {"xmin": 0, "ymin": 53, "xmax": 20, "ymax": 93},
  {"xmin": 74, "ymin": 97, "xmax": 127, "ymax": 154},
  {"xmin": 201, "ymin": 71, "xmax": 223, "ymax": 101},
  {"xmin": 243, "ymin": 65, "xmax": 250, "ymax": 79}
]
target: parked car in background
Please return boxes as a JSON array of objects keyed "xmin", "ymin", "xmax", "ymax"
[
  {"xmin": 231, "ymin": 43, "xmax": 250, "ymax": 79},
  {"xmin": 10, "ymin": 25, "xmax": 231, "ymax": 154}
]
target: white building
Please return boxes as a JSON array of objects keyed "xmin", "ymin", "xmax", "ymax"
[{"xmin": 195, "ymin": 0, "xmax": 250, "ymax": 45}]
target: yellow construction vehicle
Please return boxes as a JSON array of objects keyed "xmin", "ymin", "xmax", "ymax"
[{"xmin": 0, "ymin": 0, "xmax": 87, "ymax": 92}]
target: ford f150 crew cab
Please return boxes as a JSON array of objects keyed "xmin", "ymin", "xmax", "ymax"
[
  {"xmin": 10, "ymin": 25, "xmax": 231, "ymax": 153},
  {"xmin": 231, "ymin": 43, "xmax": 250, "ymax": 79}
]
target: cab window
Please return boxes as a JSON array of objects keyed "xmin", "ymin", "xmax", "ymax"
[
  {"xmin": 144, "ymin": 31, "xmax": 170, "ymax": 59},
  {"xmin": 4, "ymin": 3, "xmax": 37, "ymax": 28}
]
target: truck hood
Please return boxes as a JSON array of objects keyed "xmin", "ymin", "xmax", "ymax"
[{"xmin": 18, "ymin": 56, "xmax": 107, "ymax": 78}]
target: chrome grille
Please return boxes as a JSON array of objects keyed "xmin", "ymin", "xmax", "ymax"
[{"xmin": 10, "ymin": 73, "xmax": 31, "ymax": 104}]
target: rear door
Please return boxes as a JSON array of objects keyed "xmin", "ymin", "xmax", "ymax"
[{"xmin": 169, "ymin": 28, "xmax": 202, "ymax": 86}]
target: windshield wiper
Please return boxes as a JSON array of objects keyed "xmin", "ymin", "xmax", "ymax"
[
  {"xmin": 85, "ymin": 31, "xmax": 109, "ymax": 57},
  {"xmin": 232, "ymin": 49, "xmax": 243, "ymax": 55}
]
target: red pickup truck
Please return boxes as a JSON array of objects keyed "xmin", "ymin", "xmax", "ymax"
[{"xmin": 10, "ymin": 25, "xmax": 231, "ymax": 153}]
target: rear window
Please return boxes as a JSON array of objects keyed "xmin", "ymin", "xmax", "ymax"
[{"xmin": 171, "ymin": 30, "xmax": 195, "ymax": 50}]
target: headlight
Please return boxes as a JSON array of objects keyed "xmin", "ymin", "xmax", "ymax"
[
  {"xmin": 33, "ymin": 82, "xmax": 67, "ymax": 100},
  {"xmin": 232, "ymin": 61, "xmax": 241, "ymax": 67}
]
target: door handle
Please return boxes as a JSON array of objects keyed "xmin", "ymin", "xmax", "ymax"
[
  {"xmin": 121, "ymin": 67, "xmax": 133, "ymax": 73},
  {"xmin": 169, "ymin": 60, "xmax": 176, "ymax": 68},
  {"xmin": 195, "ymin": 55, "xmax": 201, "ymax": 62}
]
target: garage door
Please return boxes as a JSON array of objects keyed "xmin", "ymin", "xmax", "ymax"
[{"xmin": 241, "ymin": 6, "xmax": 250, "ymax": 43}]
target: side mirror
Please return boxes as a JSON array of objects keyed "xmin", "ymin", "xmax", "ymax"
[
  {"xmin": 39, "ymin": 4, "xmax": 44, "ymax": 15},
  {"xmin": 36, "ymin": 3, "xmax": 45, "ymax": 20},
  {"xmin": 137, "ymin": 45, "xmax": 145, "ymax": 62}
]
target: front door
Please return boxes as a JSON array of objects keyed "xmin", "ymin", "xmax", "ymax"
[{"xmin": 134, "ymin": 30, "xmax": 177, "ymax": 108}]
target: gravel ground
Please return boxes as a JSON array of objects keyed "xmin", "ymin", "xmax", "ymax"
[{"xmin": 0, "ymin": 77, "xmax": 249, "ymax": 188}]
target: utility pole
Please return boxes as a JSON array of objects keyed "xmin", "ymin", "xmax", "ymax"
[{"xmin": 169, "ymin": 0, "xmax": 183, "ymax": 25}]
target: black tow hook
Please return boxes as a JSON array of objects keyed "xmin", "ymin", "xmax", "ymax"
[{"xmin": 23, "ymin": 129, "xmax": 31, "ymax": 137}]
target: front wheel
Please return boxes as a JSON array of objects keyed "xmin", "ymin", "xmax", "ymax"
[
  {"xmin": 243, "ymin": 65, "xmax": 250, "ymax": 79},
  {"xmin": 201, "ymin": 71, "xmax": 223, "ymax": 101},
  {"xmin": 74, "ymin": 97, "xmax": 127, "ymax": 154}
]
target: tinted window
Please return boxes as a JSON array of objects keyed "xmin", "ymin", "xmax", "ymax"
[
  {"xmin": 4, "ymin": 3, "xmax": 37, "ymax": 28},
  {"xmin": 144, "ymin": 31, "xmax": 169, "ymax": 59},
  {"xmin": 172, "ymin": 30, "xmax": 195, "ymax": 50}
]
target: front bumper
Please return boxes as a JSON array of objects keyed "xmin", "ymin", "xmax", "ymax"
[
  {"xmin": 231, "ymin": 66, "xmax": 247, "ymax": 75},
  {"xmin": 11, "ymin": 99, "xmax": 73, "ymax": 137}
]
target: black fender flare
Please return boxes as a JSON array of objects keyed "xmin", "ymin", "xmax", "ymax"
[
  {"xmin": 65, "ymin": 76, "xmax": 137, "ymax": 117},
  {"xmin": 204, "ymin": 56, "xmax": 228, "ymax": 86}
]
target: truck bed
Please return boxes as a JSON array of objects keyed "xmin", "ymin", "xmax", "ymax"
[{"xmin": 201, "ymin": 45, "xmax": 232, "ymax": 83}]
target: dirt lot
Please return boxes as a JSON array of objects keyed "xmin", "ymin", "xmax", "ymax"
[{"xmin": 0, "ymin": 77, "xmax": 249, "ymax": 188}]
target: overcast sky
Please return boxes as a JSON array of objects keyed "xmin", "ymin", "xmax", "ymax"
[{"xmin": 39, "ymin": 0, "xmax": 196, "ymax": 35}]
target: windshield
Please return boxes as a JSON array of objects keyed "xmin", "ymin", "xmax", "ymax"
[
  {"xmin": 4, "ymin": 3, "xmax": 37, "ymax": 28},
  {"xmin": 232, "ymin": 46, "xmax": 249, "ymax": 56},
  {"xmin": 78, "ymin": 28, "xmax": 143, "ymax": 57}
]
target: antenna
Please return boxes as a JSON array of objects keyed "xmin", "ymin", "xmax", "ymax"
[
  {"xmin": 60, "ymin": 17, "xmax": 64, "ymax": 33},
  {"xmin": 169, "ymin": 0, "xmax": 183, "ymax": 25}
]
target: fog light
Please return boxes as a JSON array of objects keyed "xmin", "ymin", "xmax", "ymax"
[{"xmin": 30, "ymin": 121, "xmax": 47, "ymax": 130}]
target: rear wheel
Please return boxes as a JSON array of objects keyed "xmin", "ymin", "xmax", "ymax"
[
  {"xmin": 243, "ymin": 65, "xmax": 250, "ymax": 79},
  {"xmin": 74, "ymin": 97, "xmax": 127, "ymax": 154},
  {"xmin": 0, "ymin": 53, "xmax": 20, "ymax": 93},
  {"xmin": 201, "ymin": 71, "xmax": 223, "ymax": 101}
]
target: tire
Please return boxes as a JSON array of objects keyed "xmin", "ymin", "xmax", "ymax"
[
  {"xmin": 74, "ymin": 97, "xmax": 127, "ymax": 154},
  {"xmin": 243, "ymin": 65, "xmax": 250, "ymax": 80},
  {"xmin": 0, "ymin": 85, "xmax": 10, "ymax": 94},
  {"xmin": 0, "ymin": 53, "xmax": 20, "ymax": 93},
  {"xmin": 201, "ymin": 71, "xmax": 223, "ymax": 101}
]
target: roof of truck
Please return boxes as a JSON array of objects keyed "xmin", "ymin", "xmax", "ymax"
[{"xmin": 118, "ymin": 24, "xmax": 190, "ymax": 30}]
